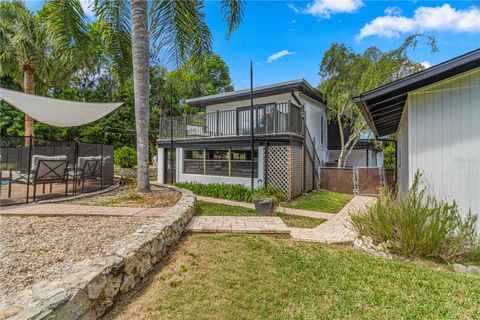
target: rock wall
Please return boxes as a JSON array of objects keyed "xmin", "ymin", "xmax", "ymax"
[{"xmin": 0, "ymin": 185, "xmax": 195, "ymax": 320}]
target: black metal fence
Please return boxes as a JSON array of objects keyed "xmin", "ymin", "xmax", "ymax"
[
  {"xmin": 159, "ymin": 102, "xmax": 303, "ymax": 140},
  {"xmin": 0, "ymin": 136, "xmax": 114, "ymax": 206}
]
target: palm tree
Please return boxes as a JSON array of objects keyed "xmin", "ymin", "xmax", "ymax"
[
  {"xmin": 0, "ymin": 0, "xmax": 89, "ymax": 141},
  {"xmin": 94, "ymin": 0, "xmax": 246, "ymax": 193},
  {"xmin": 0, "ymin": 2, "xmax": 48, "ymax": 140}
]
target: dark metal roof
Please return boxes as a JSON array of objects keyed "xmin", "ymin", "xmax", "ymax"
[
  {"xmin": 186, "ymin": 79, "xmax": 326, "ymax": 107},
  {"xmin": 353, "ymin": 49, "xmax": 480, "ymax": 137}
]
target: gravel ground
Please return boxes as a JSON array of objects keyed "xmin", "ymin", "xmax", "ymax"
[{"xmin": 0, "ymin": 215, "xmax": 156, "ymax": 298}]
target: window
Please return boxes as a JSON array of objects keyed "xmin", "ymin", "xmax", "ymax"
[
  {"xmin": 206, "ymin": 149, "xmax": 229, "ymax": 176},
  {"xmin": 183, "ymin": 147, "xmax": 257, "ymax": 178},
  {"xmin": 184, "ymin": 149, "xmax": 204, "ymax": 174},
  {"xmin": 231, "ymin": 148, "xmax": 258, "ymax": 177}
]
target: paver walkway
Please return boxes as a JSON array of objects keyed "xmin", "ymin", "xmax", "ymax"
[
  {"xmin": 0, "ymin": 203, "xmax": 172, "ymax": 217},
  {"xmin": 289, "ymin": 196, "xmax": 377, "ymax": 244},
  {"xmin": 186, "ymin": 216, "xmax": 290, "ymax": 234},
  {"xmin": 193, "ymin": 195, "xmax": 377, "ymax": 244}
]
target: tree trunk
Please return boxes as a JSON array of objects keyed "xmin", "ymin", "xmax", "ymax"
[
  {"xmin": 23, "ymin": 68, "xmax": 35, "ymax": 144},
  {"xmin": 337, "ymin": 112, "xmax": 345, "ymax": 168},
  {"xmin": 130, "ymin": 0, "xmax": 151, "ymax": 193}
]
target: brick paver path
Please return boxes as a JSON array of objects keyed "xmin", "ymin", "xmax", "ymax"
[
  {"xmin": 186, "ymin": 216, "xmax": 290, "ymax": 234},
  {"xmin": 195, "ymin": 195, "xmax": 377, "ymax": 244},
  {"xmin": 0, "ymin": 203, "xmax": 172, "ymax": 217},
  {"xmin": 289, "ymin": 196, "xmax": 377, "ymax": 244}
]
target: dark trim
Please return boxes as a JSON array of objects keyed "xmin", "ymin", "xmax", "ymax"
[
  {"xmin": 186, "ymin": 79, "xmax": 326, "ymax": 107},
  {"xmin": 157, "ymin": 134, "xmax": 303, "ymax": 148},
  {"xmin": 354, "ymin": 49, "xmax": 480, "ymax": 137}
]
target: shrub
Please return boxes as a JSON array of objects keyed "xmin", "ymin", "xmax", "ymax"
[
  {"xmin": 174, "ymin": 182, "xmax": 254, "ymax": 202},
  {"xmin": 351, "ymin": 172, "xmax": 479, "ymax": 262},
  {"xmin": 114, "ymin": 146, "xmax": 137, "ymax": 168},
  {"xmin": 173, "ymin": 182, "xmax": 286, "ymax": 204},
  {"xmin": 252, "ymin": 186, "xmax": 286, "ymax": 205}
]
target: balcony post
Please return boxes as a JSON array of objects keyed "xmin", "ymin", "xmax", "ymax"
[{"xmin": 216, "ymin": 110, "xmax": 220, "ymax": 136}]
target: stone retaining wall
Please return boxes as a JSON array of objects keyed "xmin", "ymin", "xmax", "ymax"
[{"xmin": 0, "ymin": 185, "xmax": 195, "ymax": 320}]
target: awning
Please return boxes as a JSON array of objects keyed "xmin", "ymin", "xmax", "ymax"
[
  {"xmin": 353, "ymin": 49, "xmax": 480, "ymax": 137},
  {"xmin": 0, "ymin": 88, "xmax": 123, "ymax": 127}
]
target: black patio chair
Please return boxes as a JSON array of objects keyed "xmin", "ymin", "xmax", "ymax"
[{"xmin": 9, "ymin": 159, "xmax": 69, "ymax": 201}]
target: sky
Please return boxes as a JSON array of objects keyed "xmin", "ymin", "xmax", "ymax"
[{"xmin": 26, "ymin": 0, "xmax": 480, "ymax": 90}]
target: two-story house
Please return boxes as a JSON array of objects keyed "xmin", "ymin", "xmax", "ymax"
[{"xmin": 156, "ymin": 79, "xmax": 328, "ymax": 199}]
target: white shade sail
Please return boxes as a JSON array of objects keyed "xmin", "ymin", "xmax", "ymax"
[{"xmin": 0, "ymin": 87, "xmax": 123, "ymax": 127}]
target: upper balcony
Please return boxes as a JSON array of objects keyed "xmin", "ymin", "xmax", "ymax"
[{"xmin": 158, "ymin": 102, "xmax": 303, "ymax": 141}]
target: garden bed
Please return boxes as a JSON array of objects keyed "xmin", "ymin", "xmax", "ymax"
[
  {"xmin": 0, "ymin": 215, "xmax": 156, "ymax": 298},
  {"xmin": 68, "ymin": 184, "xmax": 181, "ymax": 208}
]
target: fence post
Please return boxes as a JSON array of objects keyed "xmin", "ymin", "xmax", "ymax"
[
  {"xmin": 26, "ymin": 135, "xmax": 33, "ymax": 203},
  {"xmin": 353, "ymin": 167, "xmax": 359, "ymax": 194}
]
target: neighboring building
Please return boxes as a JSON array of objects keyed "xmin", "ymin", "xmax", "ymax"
[
  {"xmin": 326, "ymin": 122, "xmax": 383, "ymax": 168},
  {"xmin": 354, "ymin": 49, "xmax": 480, "ymax": 229},
  {"xmin": 157, "ymin": 79, "xmax": 328, "ymax": 199}
]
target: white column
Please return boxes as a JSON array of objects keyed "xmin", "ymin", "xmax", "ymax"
[
  {"xmin": 176, "ymin": 148, "xmax": 183, "ymax": 182},
  {"xmin": 157, "ymin": 148, "xmax": 164, "ymax": 184},
  {"xmin": 256, "ymin": 145, "xmax": 265, "ymax": 188}
]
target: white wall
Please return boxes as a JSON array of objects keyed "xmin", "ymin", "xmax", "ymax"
[
  {"xmin": 205, "ymin": 93, "xmax": 293, "ymax": 112},
  {"xmin": 397, "ymin": 104, "xmax": 409, "ymax": 197},
  {"xmin": 327, "ymin": 149, "xmax": 381, "ymax": 167},
  {"xmin": 407, "ymin": 68, "xmax": 480, "ymax": 228},
  {"xmin": 299, "ymin": 93, "xmax": 328, "ymax": 163}
]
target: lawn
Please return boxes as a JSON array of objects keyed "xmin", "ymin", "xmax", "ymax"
[
  {"xmin": 285, "ymin": 190, "xmax": 353, "ymax": 213},
  {"xmin": 108, "ymin": 234, "xmax": 480, "ymax": 319},
  {"xmin": 195, "ymin": 201, "xmax": 325, "ymax": 228}
]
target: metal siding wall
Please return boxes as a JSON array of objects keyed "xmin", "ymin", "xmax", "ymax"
[
  {"xmin": 397, "ymin": 105, "xmax": 409, "ymax": 198},
  {"xmin": 409, "ymin": 69, "xmax": 480, "ymax": 229}
]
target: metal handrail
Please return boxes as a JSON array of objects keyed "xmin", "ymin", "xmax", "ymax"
[{"xmin": 159, "ymin": 102, "xmax": 303, "ymax": 140}]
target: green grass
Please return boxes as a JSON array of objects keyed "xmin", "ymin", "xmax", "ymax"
[
  {"xmin": 110, "ymin": 234, "xmax": 480, "ymax": 319},
  {"xmin": 195, "ymin": 201, "xmax": 256, "ymax": 217},
  {"xmin": 195, "ymin": 201, "xmax": 325, "ymax": 228},
  {"xmin": 276, "ymin": 213, "xmax": 326, "ymax": 228},
  {"xmin": 285, "ymin": 191, "xmax": 353, "ymax": 213}
]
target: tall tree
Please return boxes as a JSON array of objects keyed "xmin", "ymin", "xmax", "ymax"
[
  {"xmin": 318, "ymin": 34, "xmax": 437, "ymax": 167},
  {"xmin": 93, "ymin": 0, "xmax": 245, "ymax": 193},
  {"xmin": 0, "ymin": 1, "xmax": 48, "ymax": 139},
  {"xmin": 0, "ymin": 0, "xmax": 89, "ymax": 139}
]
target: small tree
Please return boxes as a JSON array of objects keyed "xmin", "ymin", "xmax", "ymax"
[{"xmin": 318, "ymin": 35, "xmax": 438, "ymax": 167}]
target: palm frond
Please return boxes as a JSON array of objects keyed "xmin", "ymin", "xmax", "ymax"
[
  {"xmin": 221, "ymin": 0, "xmax": 245, "ymax": 39},
  {"xmin": 94, "ymin": 0, "xmax": 132, "ymax": 84},
  {"xmin": 43, "ymin": 0, "xmax": 90, "ymax": 55},
  {"xmin": 149, "ymin": 0, "xmax": 212, "ymax": 67}
]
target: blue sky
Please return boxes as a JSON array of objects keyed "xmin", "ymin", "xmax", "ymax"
[{"xmin": 26, "ymin": 0, "xmax": 480, "ymax": 90}]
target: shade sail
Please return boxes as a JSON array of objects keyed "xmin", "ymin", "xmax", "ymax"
[{"xmin": 0, "ymin": 87, "xmax": 123, "ymax": 127}]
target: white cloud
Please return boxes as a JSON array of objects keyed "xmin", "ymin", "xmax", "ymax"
[
  {"xmin": 420, "ymin": 61, "xmax": 432, "ymax": 69},
  {"xmin": 287, "ymin": 4, "xmax": 300, "ymax": 14},
  {"xmin": 384, "ymin": 6, "xmax": 402, "ymax": 16},
  {"xmin": 267, "ymin": 50, "xmax": 295, "ymax": 63},
  {"xmin": 289, "ymin": 0, "xmax": 363, "ymax": 19},
  {"xmin": 358, "ymin": 4, "xmax": 480, "ymax": 39},
  {"xmin": 80, "ymin": 0, "xmax": 95, "ymax": 17}
]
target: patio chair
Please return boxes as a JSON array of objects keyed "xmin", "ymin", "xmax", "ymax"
[
  {"xmin": 71, "ymin": 155, "xmax": 110, "ymax": 192},
  {"xmin": 9, "ymin": 156, "xmax": 69, "ymax": 201}
]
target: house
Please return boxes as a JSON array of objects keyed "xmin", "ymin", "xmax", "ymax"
[
  {"xmin": 325, "ymin": 122, "xmax": 384, "ymax": 168},
  {"xmin": 156, "ymin": 79, "xmax": 328, "ymax": 199},
  {"xmin": 354, "ymin": 49, "xmax": 480, "ymax": 229}
]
